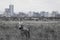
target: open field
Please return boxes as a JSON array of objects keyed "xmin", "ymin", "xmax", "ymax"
[{"xmin": 0, "ymin": 21, "xmax": 60, "ymax": 40}]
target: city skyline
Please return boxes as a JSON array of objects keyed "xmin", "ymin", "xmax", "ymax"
[
  {"xmin": 0, "ymin": 0, "xmax": 60, "ymax": 13},
  {"xmin": 0, "ymin": 4, "xmax": 60, "ymax": 17}
]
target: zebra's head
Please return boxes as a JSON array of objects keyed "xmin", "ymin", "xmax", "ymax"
[{"xmin": 18, "ymin": 21, "xmax": 23, "ymax": 27}]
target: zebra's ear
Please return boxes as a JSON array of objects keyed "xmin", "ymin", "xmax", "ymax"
[{"xmin": 19, "ymin": 22, "xmax": 23, "ymax": 24}]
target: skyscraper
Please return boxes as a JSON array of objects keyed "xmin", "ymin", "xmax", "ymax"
[
  {"xmin": 4, "ymin": 8, "xmax": 10, "ymax": 17},
  {"xmin": 4, "ymin": 4, "xmax": 14, "ymax": 17},
  {"xmin": 9, "ymin": 4, "xmax": 14, "ymax": 16}
]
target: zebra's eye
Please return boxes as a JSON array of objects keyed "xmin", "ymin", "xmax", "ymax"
[{"xmin": 19, "ymin": 27, "xmax": 21, "ymax": 29}]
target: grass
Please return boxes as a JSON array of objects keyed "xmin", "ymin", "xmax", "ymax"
[{"xmin": 0, "ymin": 21, "xmax": 60, "ymax": 40}]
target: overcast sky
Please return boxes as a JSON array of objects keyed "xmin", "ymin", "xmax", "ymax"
[{"xmin": 0, "ymin": 0, "xmax": 60, "ymax": 13}]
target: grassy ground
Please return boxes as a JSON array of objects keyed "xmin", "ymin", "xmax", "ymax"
[{"xmin": 0, "ymin": 21, "xmax": 60, "ymax": 40}]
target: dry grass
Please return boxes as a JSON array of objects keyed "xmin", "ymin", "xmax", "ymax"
[{"xmin": 0, "ymin": 21, "xmax": 60, "ymax": 40}]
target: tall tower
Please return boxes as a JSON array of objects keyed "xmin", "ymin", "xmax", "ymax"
[
  {"xmin": 9, "ymin": 0, "xmax": 14, "ymax": 16},
  {"xmin": 9, "ymin": 4, "xmax": 14, "ymax": 16}
]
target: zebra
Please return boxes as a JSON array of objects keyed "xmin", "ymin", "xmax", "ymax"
[{"xmin": 18, "ymin": 22, "xmax": 30, "ymax": 40}]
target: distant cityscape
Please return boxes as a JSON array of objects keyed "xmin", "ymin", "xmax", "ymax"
[{"xmin": 0, "ymin": 4, "xmax": 60, "ymax": 18}]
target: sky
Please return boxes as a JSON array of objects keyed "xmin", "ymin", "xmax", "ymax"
[{"xmin": 0, "ymin": 0, "xmax": 60, "ymax": 13}]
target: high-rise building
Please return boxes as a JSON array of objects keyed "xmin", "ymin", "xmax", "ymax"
[
  {"xmin": 17, "ymin": 12, "xmax": 27, "ymax": 17},
  {"xmin": 32, "ymin": 12, "xmax": 40, "ymax": 17},
  {"xmin": 51, "ymin": 11, "xmax": 59, "ymax": 17},
  {"xmin": 4, "ymin": 4, "xmax": 14, "ymax": 17},
  {"xmin": 40, "ymin": 11, "xmax": 49, "ymax": 17},
  {"xmin": 3, "ymin": 8, "xmax": 10, "ymax": 17},
  {"xmin": 9, "ymin": 4, "xmax": 14, "ymax": 16}
]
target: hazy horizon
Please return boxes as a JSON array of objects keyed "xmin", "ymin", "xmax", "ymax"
[{"xmin": 0, "ymin": 0, "xmax": 60, "ymax": 13}]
